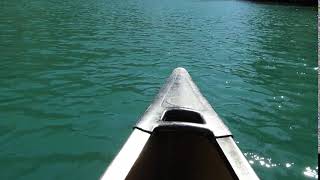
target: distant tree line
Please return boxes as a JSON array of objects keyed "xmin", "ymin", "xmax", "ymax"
[{"xmin": 244, "ymin": 0, "xmax": 317, "ymax": 6}]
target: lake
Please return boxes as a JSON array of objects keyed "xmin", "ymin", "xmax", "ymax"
[{"xmin": 0, "ymin": 0, "xmax": 318, "ymax": 179}]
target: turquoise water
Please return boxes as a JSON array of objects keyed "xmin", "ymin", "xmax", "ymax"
[{"xmin": 0, "ymin": 0, "xmax": 318, "ymax": 179}]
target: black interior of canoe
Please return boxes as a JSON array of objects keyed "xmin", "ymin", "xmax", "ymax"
[{"xmin": 125, "ymin": 128, "xmax": 236, "ymax": 180}]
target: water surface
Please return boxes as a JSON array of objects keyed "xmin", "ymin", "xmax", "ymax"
[{"xmin": 0, "ymin": 0, "xmax": 318, "ymax": 179}]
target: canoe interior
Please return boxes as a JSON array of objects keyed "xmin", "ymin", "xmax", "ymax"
[{"xmin": 126, "ymin": 128, "xmax": 236, "ymax": 180}]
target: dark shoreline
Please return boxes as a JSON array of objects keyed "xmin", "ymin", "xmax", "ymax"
[{"xmin": 242, "ymin": 0, "xmax": 317, "ymax": 6}]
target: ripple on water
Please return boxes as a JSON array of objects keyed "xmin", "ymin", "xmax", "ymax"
[{"xmin": 0, "ymin": 0, "xmax": 317, "ymax": 179}]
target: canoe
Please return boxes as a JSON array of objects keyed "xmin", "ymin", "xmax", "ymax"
[{"xmin": 100, "ymin": 67, "xmax": 259, "ymax": 180}]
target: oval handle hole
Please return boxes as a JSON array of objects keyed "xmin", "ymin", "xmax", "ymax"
[{"xmin": 162, "ymin": 109, "xmax": 204, "ymax": 124}]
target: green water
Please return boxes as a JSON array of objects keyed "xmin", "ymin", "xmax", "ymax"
[{"xmin": 0, "ymin": 0, "xmax": 318, "ymax": 179}]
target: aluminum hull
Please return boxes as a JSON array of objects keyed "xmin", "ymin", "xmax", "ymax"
[{"xmin": 101, "ymin": 67, "xmax": 259, "ymax": 180}]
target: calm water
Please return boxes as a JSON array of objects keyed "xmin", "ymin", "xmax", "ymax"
[{"xmin": 0, "ymin": 0, "xmax": 317, "ymax": 179}]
